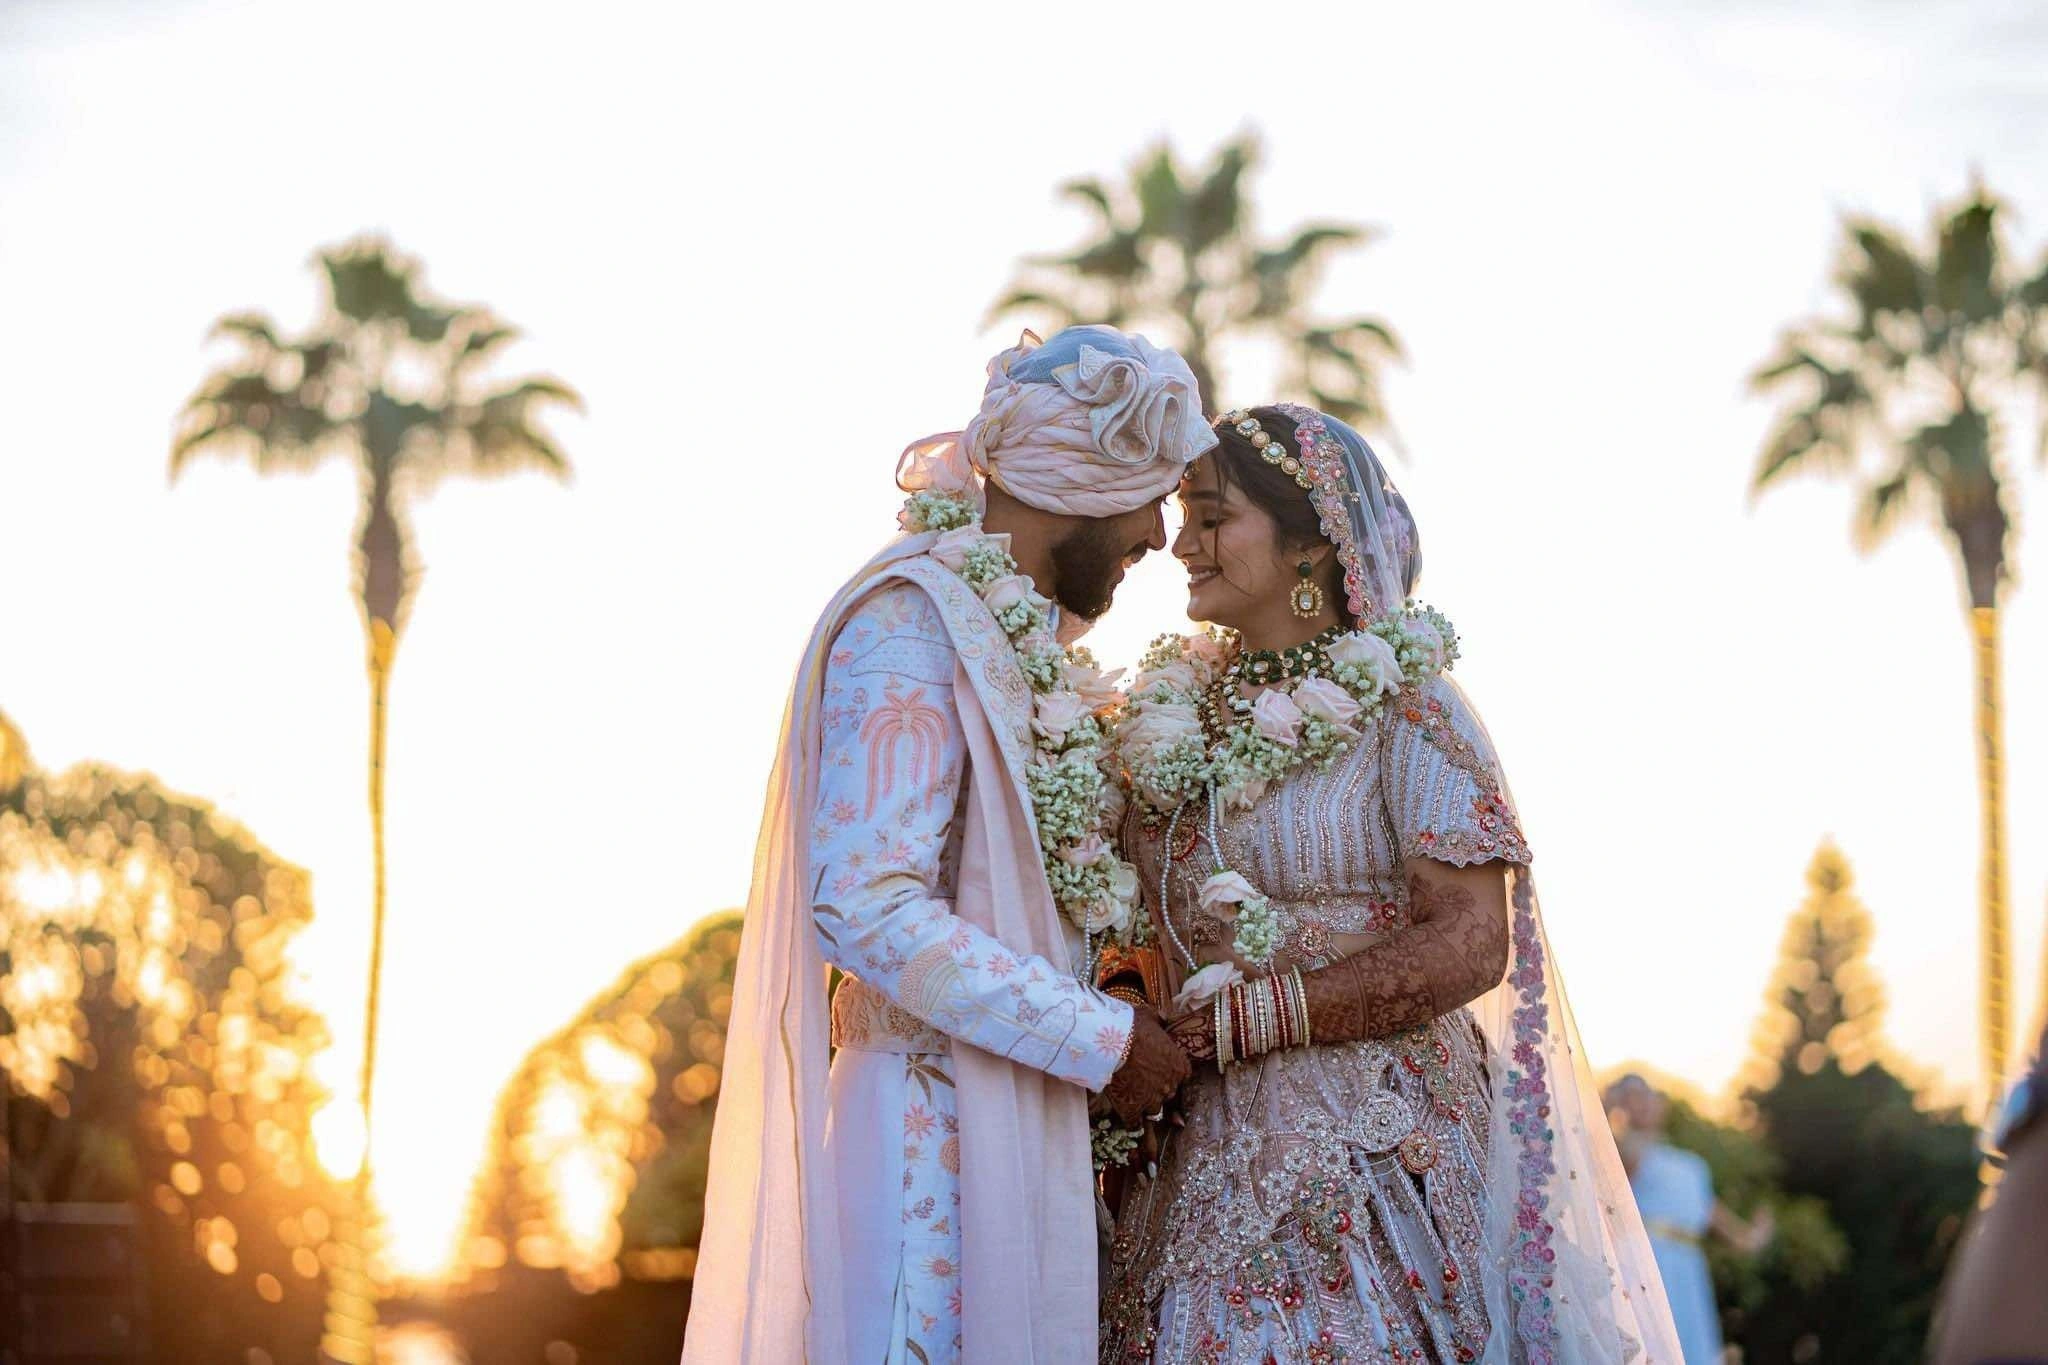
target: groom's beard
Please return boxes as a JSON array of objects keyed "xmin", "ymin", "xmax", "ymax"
[{"xmin": 1049, "ymin": 519, "xmax": 1137, "ymax": 623}]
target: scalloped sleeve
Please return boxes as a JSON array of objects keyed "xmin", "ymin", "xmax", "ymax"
[{"xmin": 1381, "ymin": 674, "xmax": 1532, "ymax": 867}]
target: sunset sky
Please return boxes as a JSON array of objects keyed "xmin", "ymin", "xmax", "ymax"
[{"xmin": 5, "ymin": 0, "xmax": 2047, "ymax": 1276}]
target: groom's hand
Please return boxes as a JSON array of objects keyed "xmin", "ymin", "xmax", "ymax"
[{"xmin": 1102, "ymin": 1006, "xmax": 1191, "ymax": 1128}]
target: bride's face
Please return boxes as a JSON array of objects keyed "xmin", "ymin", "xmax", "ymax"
[{"xmin": 1173, "ymin": 456, "xmax": 1297, "ymax": 629}]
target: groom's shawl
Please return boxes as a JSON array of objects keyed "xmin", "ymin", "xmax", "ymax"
[{"xmin": 682, "ymin": 541, "xmax": 1099, "ymax": 1364}]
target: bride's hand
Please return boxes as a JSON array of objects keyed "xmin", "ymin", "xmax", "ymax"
[{"xmin": 1164, "ymin": 1008, "xmax": 1216, "ymax": 1064}]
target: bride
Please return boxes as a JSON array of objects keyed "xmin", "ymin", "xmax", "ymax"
[{"xmin": 1098, "ymin": 405, "xmax": 1679, "ymax": 1363}]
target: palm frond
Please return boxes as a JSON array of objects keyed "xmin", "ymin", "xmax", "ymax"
[
  {"xmin": 1750, "ymin": 413, "xmax": 1844, "ymax": 494},
  {"xmin": 430, "ymin": 376, "xmax": 582, "ymax": 482},
  {"xmin": 1060, "ymin": 230, "xmax": 1146, "ymax": 283},
  {"xmin": 1852, "ymin": 466, "xmax": 1919, "ymax": 551},
  {"xmin": 1840, "ymin": 221, "xmax": 1928, "ymax": 325},
  {"xmin": 1057, "ymin": 178, "xmax": 1117, "ymax": 223},
  {"xmin": 1184, "ymin": 139, "xmax": 1252, "ymax": 255},
  {"xmin": 1249, "ymin": 226, "xmax": 1367, "ymax": 319},
  {"xmin": 1133, "ymin": 146, "xmax": 1185, "ymax": 240},
  {"xmin": 170, "ymin": 369, "xmax": 339, "ymax": 476},
  {"xmin": 321, "ymin": 239, "xmax": 421, "ymax": 325},
  {"xmin": 207, "ymin": 312, "xmax": 283, "ymax": 351},
  {"xmin": 1933, "ymin": 195, "xmax": 2001, "ymax": 323}
]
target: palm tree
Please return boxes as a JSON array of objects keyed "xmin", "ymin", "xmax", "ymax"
[
  {"xmin": 171, "ymin": 237, "xmax": 581, "ymax": 1359},
  {"xmin": 991, "ymin": 137, "xmax": 1402, "ymax": 427},
  {"xmin": 1750, "ymin": 188, "xmax": 2048, "ymax": 1100}
]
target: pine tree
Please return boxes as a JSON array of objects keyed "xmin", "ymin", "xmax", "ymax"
[
  {"xmin": 1732, "ymin": 842, "xmax": 1978, "ymax": 1362},
  {"xmin": 1740, "ymin": 842, "xmax": 1887, "ymax": 1101}
]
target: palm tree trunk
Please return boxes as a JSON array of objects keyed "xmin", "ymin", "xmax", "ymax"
[
  {"xmin": 1970, "ymin": 604, "xmax": 2011, "ymax": 1099},
  {"xmin": 323, "ymin": 459, "xmax": 407, "ymax": 1363},
  {"xmin": 319, "ymin": 619, "xmax": 393, "ymax": 1365}
]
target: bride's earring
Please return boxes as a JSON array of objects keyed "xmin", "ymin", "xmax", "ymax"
[{"xmin": 1290, "ymin": 559, "xmax": 1326, "ymax": 619}]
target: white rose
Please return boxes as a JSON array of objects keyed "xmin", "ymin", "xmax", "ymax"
[
  {"xmin": 1032, "ymin": 692, "xmax": 1093, "ymax": 747},
  {"xmin": 1170, "ymin": 962, "xmax": 1245, "ymax": 1013},
  {"xmin": 1293, "ymin": 676, "xmax": 1364, "ymax": 726},
  {"xmin": 1106, "ymin": 856, "xmax": 1140, "ymax": 907},
  {"xmin": 1250, "ymin": 689, "xmax": 1304, "ymax": 748},
  {"xmin": 1327, "ymin": 631, "xmax": 1405, "ymax": 695},
  {"xmin": 1197, "ymin": 870, "xmax": 1260, "ymax": 920}
]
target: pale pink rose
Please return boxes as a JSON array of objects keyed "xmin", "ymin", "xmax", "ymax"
[
  {"xmin": 928, "ymin": 526, "xmax": 998, "ymax": 573},
  {"xmin": 1182, "ymin": 632, "xmax": 1229, "ymax": 673},
  {"xmin": 1032, "ymin": 691, "xmax": 1093, "ymax": 747},
  {"xmin": 1197, "ymin": 870, "xmax": 1260, "ymax": 920},
  {"xmin": 1098, "ymin": 778, "xmax": 1128, "ymax": 831},
  {"xmin": 1118, "ymin": 701, "xmax": 1202, "ymax": 760},
  {"xmin": 1327, "ymin": 631, "xmax": 1404, "ymax": 695},
  {"xmin": 1228, "ymin": 775, "xmax": 1269, "ymax": 809},
  {"xmin": 1401, "ymin": 618, "xmax": 1447, "ymax": 670},
  {"xmin": 1084, "ymin": 886, "xmax": 1133, "ymax": 934},
  {"xmin": 1062, "ymin": 658, "xmax": 1125, "ymax": 711},
  {"xmin": 1293, "ymin": 676, "xmax": 1364, "ymax": 726},
  {"xmin": 1016, "ymin": 630, "xmax": 1059, "ymax": 659},
  {"xmin": 1171, "ymin": 962, "xmax": 1244, "ymax": 1013},
  {"xmin": 1058, "ymin": 833, "xmax": 1111, "ymax": 867},
  {"xmin": 981, "ymin": 575, "xmax": 1033, "ymax": 614},
  {"xmin": 1138, "ymin": 660, "xmax": 1199, "ymax": 697},
  {"xmin": 1250, "ymin": 689, "xmax": 1304, "ymax": 747}
]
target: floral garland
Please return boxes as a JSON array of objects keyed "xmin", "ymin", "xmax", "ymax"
[
  {"xmin": 899, "ymin": 490, "xmax": 1141, "ymax": 963},
  {"xmin": 1110, "ymin": 605, "xmax": 1458, "ymax": 966}
]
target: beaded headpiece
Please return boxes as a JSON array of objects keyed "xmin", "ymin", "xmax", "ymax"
[{"xmin": 1217, "ymin": 408, "xmax": 1313, "ymax": 490}]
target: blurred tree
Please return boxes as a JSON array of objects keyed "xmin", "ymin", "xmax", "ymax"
[
  {"xmin": 170, "ymin": 238, "xmax": 581, "ymax": 1360},
  {"xmin": 446, "ymin": 912, "xmax": 741, "ymax": 1361},
  {"xmin": 1658, "ymin": 1097, "xmax": 1847, "ymax": 1346},
  {"xmin": 1727, "ymin": 843, "xmax": 1979, "ymax": 1362},
  {"xmin": 992, "ymin": 137, "xmax": 1402, "ymax": 426},
  {"xmin": 1750, "ymin": 188, "xmax": 2048, "ymax": 1096},
  {"xmin": 0, "ymin": 711, "xmax": 344, "ymax": 1361}
]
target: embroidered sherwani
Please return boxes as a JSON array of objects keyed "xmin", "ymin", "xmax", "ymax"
[
  {"xmin": 1102, "ymin": 676, "xmax": 1533, "ymax": 1365},
  {"xmin": 811, "ymin": 581, "xmax": 1132, "ymax": 1365}
]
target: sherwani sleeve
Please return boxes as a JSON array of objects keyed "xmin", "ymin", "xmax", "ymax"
[{"xmin": 807, "ymin": 583, "xmax": 1132, "ymax": 1092}]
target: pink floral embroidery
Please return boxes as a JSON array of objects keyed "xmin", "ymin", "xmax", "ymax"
[
  {"xmin": 1095, "ymin": 1025, "xmax": 1130, "ymax": 1057},
  {"xmin": 860, "ymin": 681, "xmax": 950, "ymax": 816},
  {"xmin": 904, "ymin": 1105, "xmax": 937, "ymax": 1140}
]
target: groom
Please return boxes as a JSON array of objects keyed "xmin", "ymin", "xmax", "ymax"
[{"xmin": 683, "ymin": 326, "xmax": 1212, "ymax": 1364}]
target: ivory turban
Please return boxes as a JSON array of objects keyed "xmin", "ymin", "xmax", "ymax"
[{"xmin": 898, "ymin": 325, "xmax": 1216, "ymax": 518}]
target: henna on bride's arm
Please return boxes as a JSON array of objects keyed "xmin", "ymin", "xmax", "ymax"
[{"xmin": 1301, "ymin": 861, "xmax": 1510, "ymax": 1046}]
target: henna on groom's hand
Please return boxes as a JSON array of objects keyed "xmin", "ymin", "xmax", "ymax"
[{"xmin": 1103, "ymin": 1006, "xmax": 1191, "ymax": 1128}]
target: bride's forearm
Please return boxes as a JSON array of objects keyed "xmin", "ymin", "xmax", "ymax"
[{"xmin": 1299, "ymin": 873, "xmax": 1509, "ymax": 1043}]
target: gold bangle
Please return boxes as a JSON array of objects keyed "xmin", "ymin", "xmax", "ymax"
[
  {"xmin": 1214, "ymin": 988, "xmax": 1234, "ymax": 1068},
  {"xmin": 1292, "ymin": 969, "xmax": 1312, "ymax": 1048},
  {"xmin": 1104, "ymin": 985, "xmax": 1148, "ymax": 1010}
]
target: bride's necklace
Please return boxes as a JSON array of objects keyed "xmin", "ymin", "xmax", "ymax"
[
  {"xmin": 1198, "ymin": 624, "xmax": 1346, "ymax": 741},
  {"xmin": 1230, "ymin": 624, "xmax": 1345, "ymax": 686}
]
